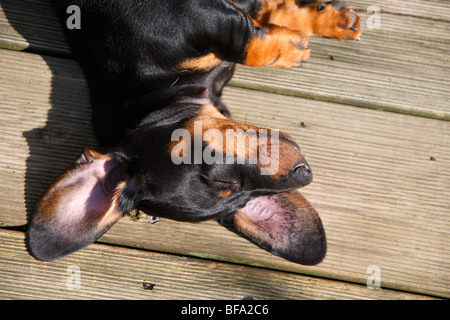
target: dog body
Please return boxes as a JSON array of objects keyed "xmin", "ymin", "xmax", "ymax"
[{"xmin": 28, "ymin": 0, "xmax": 361, "ymax": 264}]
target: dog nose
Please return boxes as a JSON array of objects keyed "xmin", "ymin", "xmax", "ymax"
[{"xmin": 292, "ymin": 161, "xmax": 313, "ymax": 185}]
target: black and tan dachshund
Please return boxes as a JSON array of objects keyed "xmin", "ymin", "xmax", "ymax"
[{"xmin": 28, "ymin": 0, "xmax": 362, "ymax": 264}]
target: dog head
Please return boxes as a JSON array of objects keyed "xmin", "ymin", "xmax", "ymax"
[{"xmin": 28, "ymin": 104, "xmax": 326, "ymax": 264}]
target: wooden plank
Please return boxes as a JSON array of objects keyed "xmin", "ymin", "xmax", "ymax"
[
  {"xmin": 1, "ymin": 229, "xmax": 434, "ymax": 300},
  {"xmin": 231, "ymin": 11, "xmax": 450, "ymax": 120},
  {"xmin": 0, "ymin": 49, "xmax": 97, "ymax": 224},
  {"xmin": 107, "ymin": 86, "xmax": 450, "ymax": 298},
  {"xmin": 1, "ymin": 0, "xmax": 449, "ymax": 120},
  {"xmin": 0, "ymin": 49, "xmax": 448, "ymax": 298},
  {"xmin": 0, "ymin": 0, "xmax": 69, "ymax": 55},
  {"xmin": 0, "ymin": 0, "xmax": 447, "ymax": 54},
  {"xmin": 350, "ymin": 0, "xmax": 450, "ymax": 21}
]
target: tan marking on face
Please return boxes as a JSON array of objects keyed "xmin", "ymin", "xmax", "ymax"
[
  {"xmin": 169, "ymin": 105, "xmax": 305, "ymax": 178},
  {"xmin": 219, "ymin": 189, "xmax": 232, "ymax": 198}
]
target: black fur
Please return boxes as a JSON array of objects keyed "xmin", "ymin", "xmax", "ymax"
[
  {"xmin": 49, "ymin": 0, "xmax": 313, "ymax": 221},
  {"xmin": 25, "ymin": 0, "xmax": 334, "ymax": 264},
  {"xmin": 52, "ymin": 0, "xmax": 266, "ymax": 147}
]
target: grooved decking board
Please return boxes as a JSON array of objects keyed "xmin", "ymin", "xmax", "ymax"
[
  {"xmin": 0, "ymin": 0, "xmax": 69, "ymax": 55},
  {"xmin": 0, "ymin": 49, "xmax": 448, "ymax": 298},
  {"xmin": 0, "ymin": 0, "xmax": 449, "ymax": 120},
  {"xmin": 231, "ymin": 11, "xmax": 450, "ymax": 120},
  {"xmin": 350, "ymin": 0, "xmax": 450, "ymax": 21},
  {"xmin": 0, "ymin": 229, "xmax": 433, "ymax": 300}
]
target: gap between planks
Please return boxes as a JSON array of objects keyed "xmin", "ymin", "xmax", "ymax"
[
  {"xmin": 0, "ymin": 229, "xmax": 437, "ymax": 300},
  {"xmin": 0, "ymin": 0, "xmax": 449, "ymax": 120},
  {"xmin": 0, "ymin": 49, "xmax": 448, "ymax": 297}
]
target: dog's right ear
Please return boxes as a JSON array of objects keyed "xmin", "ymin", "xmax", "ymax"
[
  {"xmin": 28, "ymin": 149, "xmax": 134, "ymax": 261},
  {"xmin": 218, "ymin": 190, "xmax": 326, "ymax": 265}
]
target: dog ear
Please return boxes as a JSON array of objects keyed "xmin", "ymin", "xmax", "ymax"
[
  {"xmin": 28, "ymin": 149, "xmax": 132, "ymax": 261},
  {"xmin": 218, "ymin": 190, "xmax": 326, "ymax": 265}
]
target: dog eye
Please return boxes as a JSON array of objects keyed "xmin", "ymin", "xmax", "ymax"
[
  {"xmin": 212, "ymin": 178, "xmax": 239, "ymax": 188},
  {"xmin": 200, "ymin": 174, "xmax": 241, "ymax": 190},
  {"xmin": 317, "ymin": 4, "xmax": 326, "ymax": 12}
]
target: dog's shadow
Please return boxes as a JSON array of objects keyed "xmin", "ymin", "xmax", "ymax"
[
  {"xmin": 3, "ymin": 0, "xmax": 297, "ymax": 299},
  {"xmin": 2, "ymin": 0, "xmax": 97, "ymax": 236}
]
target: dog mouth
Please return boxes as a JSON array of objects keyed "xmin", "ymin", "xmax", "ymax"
[
  {"xmin": 136, "ymin": 190, "xmax": 296, "ymax": 222},
  {"xmin": 239, "ymin": 195, "xmax": 280, "ymax": 223},
  {"xmin": 136, "ymin": 190, "xmax": 326, "ymax": 265}
]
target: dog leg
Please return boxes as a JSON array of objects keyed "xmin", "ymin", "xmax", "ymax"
[
  {"xmin": 243, "ymin": 25, "xmax": 311, "ymax": 68},
  {"xmin": 176, "ymin": 1, "xmax": 311, "ymax": 69},
  {"xmin": 255, "ymin": 0, "xmax": 362, "ymax": 40}
]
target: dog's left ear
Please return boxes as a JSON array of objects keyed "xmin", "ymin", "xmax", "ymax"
[
  {"xmin": 28, "ymin": 149, "xmax": 133, "ymax": 261},
  {"xmin": 218, "ymin": 190, "xmax": 326, "ymax": 265}
]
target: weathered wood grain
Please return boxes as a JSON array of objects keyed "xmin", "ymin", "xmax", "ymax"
[
  {"xmin": 0, "ymin": 49, "xmax": 448, "ymax": 297},
  {"xmin": 0, "ymin": 0, "xmax": 69, "ymax": 55},
  {"xmin": 231, "ymin": 11, "xmax": 450, "ymax": 120},
  {"xmin": 0, "ymin": 0, "xmax": 449, "ymax": 119},
  {"xmin": 350, "ymin": 0, "xmax": 450, "ymax": 21},
  {"xmin": 0, "ymin": 229, "xmax": 435, "ymax": 300}
]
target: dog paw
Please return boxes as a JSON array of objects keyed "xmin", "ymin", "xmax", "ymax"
[
  {"xmin": 268, "ymin": 27, "xmax": 311, "ymax": 68},
  {"xmin": 311, "ymin": 1, "xmax": 363, "ymax": 41},
  {"xmin": 245, "ymin": 27, "xmax": 311, "ymax": 69}
]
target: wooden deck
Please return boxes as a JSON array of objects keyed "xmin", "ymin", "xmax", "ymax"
[{"xmin": 0, "ymin": 0, "xmax": 448, "ymax": 300}]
